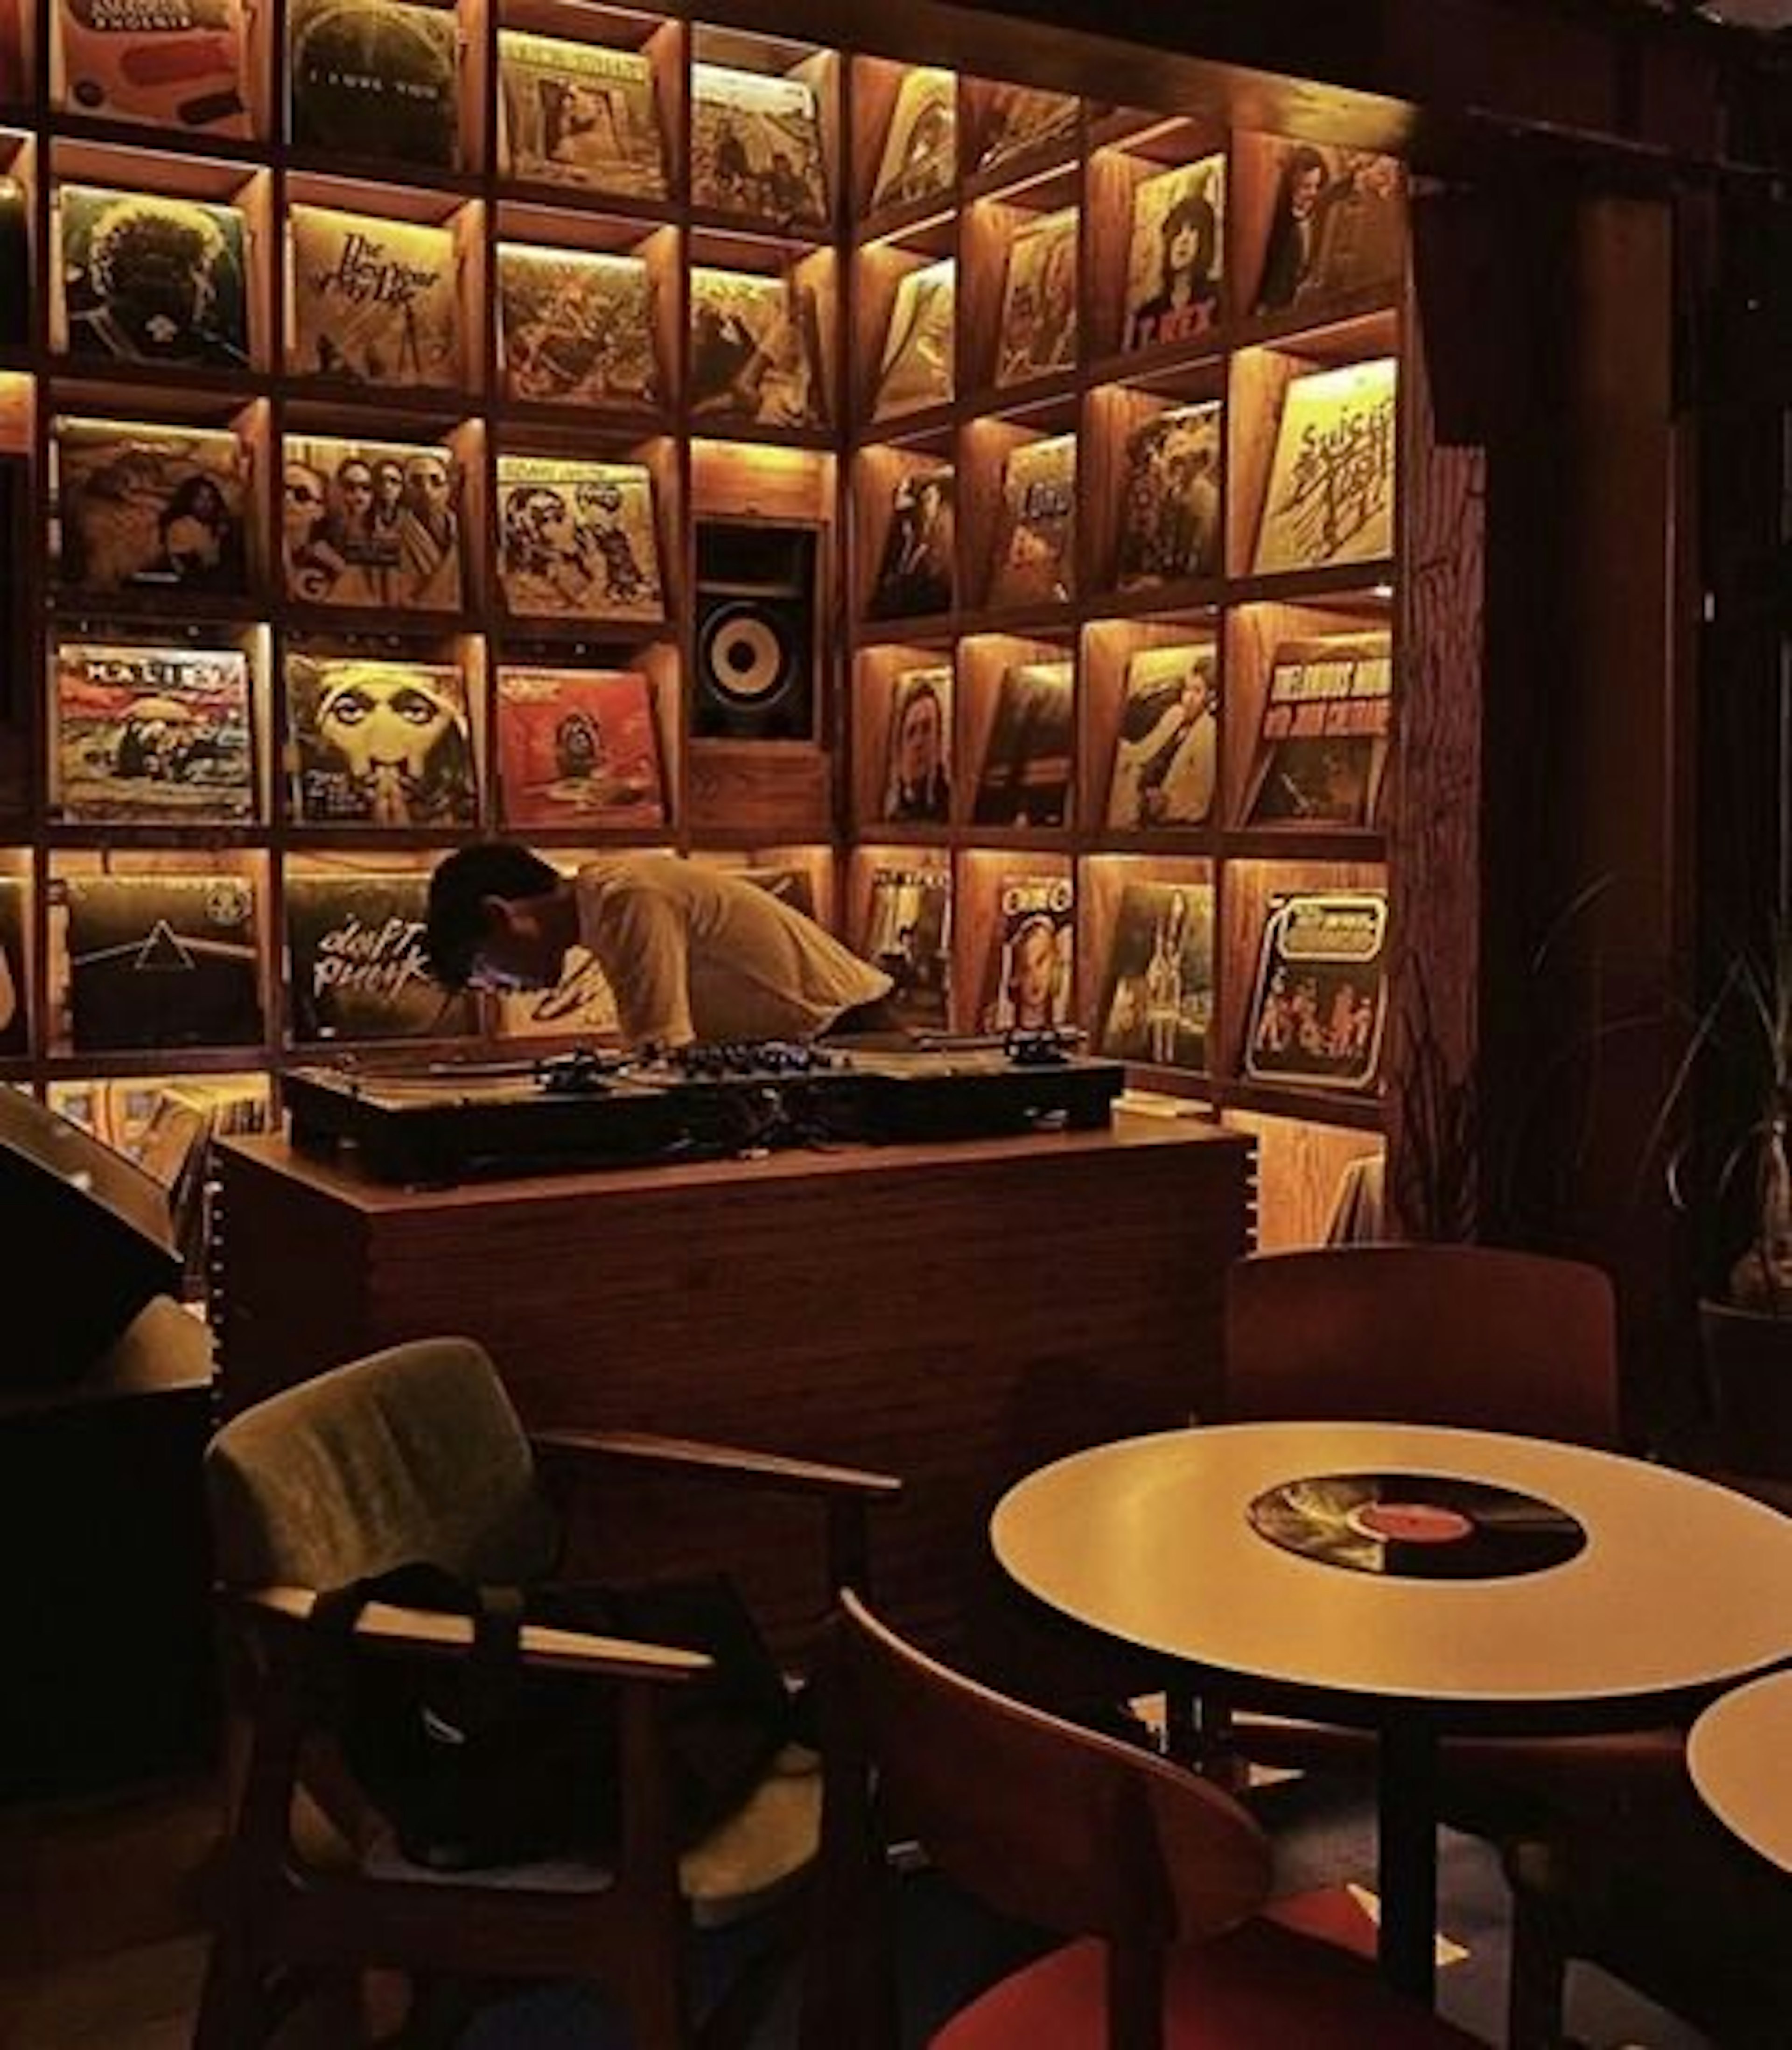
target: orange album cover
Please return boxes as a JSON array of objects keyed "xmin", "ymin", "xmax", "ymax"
[{"xmin": 54, "ymin": 0, "xmax": 253, "ymax": 137}]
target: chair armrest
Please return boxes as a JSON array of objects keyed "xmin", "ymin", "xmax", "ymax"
[
  {"xmin": 238, "ymin": 1585, "xmax": 714, "ymax": 1684},
  {"xmin": 531, "ymin": 1428, "xmax": 902, "ymax": 1504}
]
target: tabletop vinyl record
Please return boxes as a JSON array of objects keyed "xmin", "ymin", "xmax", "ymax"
[{"xmin": 1246, "ymin": 1471, "xmax": 1587, "ymax": 1580}]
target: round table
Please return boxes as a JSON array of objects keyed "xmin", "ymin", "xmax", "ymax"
[
  {"xmin": 992, "ymin": 1421, "xmax": 1792, "ymax": 2000},
  {"xmin": 1687, "ymin": 1668, "xmax": 1792, "ymax": 1874}
]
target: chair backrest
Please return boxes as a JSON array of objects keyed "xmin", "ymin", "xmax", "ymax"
[
  {"xmin": 205, "ymin": 1336, "xmax": 560, "ymax": 1592},
  {"xmin": 837, "ymin": 1589, "xmax": 1271, "ymax": 1949},
  {"xmin": 1225, "ymin": 1245, "xmax": 1621, "ymax": 1448}
]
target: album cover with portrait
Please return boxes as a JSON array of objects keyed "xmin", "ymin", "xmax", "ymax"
[
  {"xmin": 62, "ymin": 872, "xmax": 262, "ymax": 1052},
  {"xmin": 994, "ymin": 206, "xmax": 1078, "ymax": 387},
  {"xmin": 281, "ymin": 435, "xmax": 463, "ymax": 613},
  {"xmin": 285, "ymin": 870, "xmax": 474, "ymax": 1043},
  {"xmin": 1242, "ymin": 631, "xmax": 1392, "ymax": 827},
  {"xmin": 1095, "ymin": 879, "xmax": 1214, "ymax": 1070},
  {"xmin": 56, "ymin": 182, "xmax": 249, "ymax": 370},
  {"xmin": 1105, "ymin": 642, "xmax": 1218, "ymax": 830},
  {"xmin": 55, "ymin": 0, "xmax": 253, "ymax": 135},
  {"xmin": 872, "ymin": 257, "xmax": 954, "ymax": 420},
  {"xmin": 868, "ymin": 467, "xmax": 954, "ymax": 621},
  {"xmin": 497, "ymin": 244, "xmax": 658, "ymax": 410},
  {"xmin": 688, "ymin": 266, "xmax": 826, "ymax": 429},
  {"xmin": 52, "ymin": 416, "xmax": 249, "ymax": 597},
  {"xmin": 1123, "ymin": 156, "xmax": 1225, "ymax": 352},
  {"xmin": 494, "ymin": 940, "xmax": 620, "ymax": 1041},
  {"xmin": 1116, "ymin": 401, "xmax": 1223, "ymax": 589},
  {"xmin": 1253, "ymin": 143, "xmax": 1405, "ymax": 315},
  {"xmin": 0, "ymin": 875, "xmax": 28, "ymax": 1057},
  {"xmin": 879, "ymin": 665, "xmax": 952, "ymax": 824},
  {"xmin": 495, "ymin": 454, "xmax": 664, "ymax": 623},
  {"xmin": 285, "ymin": 654, "xmax": 475, "ymax": 828},
  {"xmin": 54, "ymin": 643, "xmax": 254, "ymax": 825},
  {"xmin": 987, "ymin": 434, "xmax": 1076, "ymax": 609},
  {"xmin": 1253, "ymin": 356, "xmax": 1397, "ymax": 575},
  {"xmin": 868, "ymin": 67, "xmax": 956, "ymax": 213},
  {"xmin": 973, "ymin": 84, "xmax": 1078, "ymax": 172},
  {"xmin": 288, "ymin": 0, "xmax": 460, "ymax": 169},
  {"xmin": 494, "ymin": 666, "xmax": 666, "ymax": 830},
  {"xmin": 287, "ymin": 203, "xmax": 461, "ymax": 389},
  {"xmin": 971, "ymin": 659, "xmax": 1072, "ymax": 827},
  {"xmin": 497, "ymin": 30, "xmax": 666, "ymax": 198},
  {"xmin": 1244, "ymin": 889, "xmax": 1388, "ymax": 1091},
  {"xmin": 690, "ymin": 61, "xmax": 828, "ymax": 227},
  {"xmin": 978, "ymin": 872, "xmax": 1073, "ymax": 1035},
  {"xmin": 862, "ymin": 865, "xmax": 951, "ymax": 1031}
]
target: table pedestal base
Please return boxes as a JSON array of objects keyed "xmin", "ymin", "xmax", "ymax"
[{"xmin": 1377, "ymin": 1720, "xmax": 1440, "ymax": 2005}]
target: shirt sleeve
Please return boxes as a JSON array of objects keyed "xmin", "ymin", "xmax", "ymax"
[{"xmin": 588, "ymin": 883, "xmax": 694, "ymax": 1049}]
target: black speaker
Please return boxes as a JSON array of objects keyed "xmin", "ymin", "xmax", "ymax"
[{"xmin": 693, "ymin": 520, "xmax": 819, "ymax": 742}]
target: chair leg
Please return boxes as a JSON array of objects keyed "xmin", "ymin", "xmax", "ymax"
[{"xmin": 1506, "ymin": 1880, "xmax": 1571, "ymax": 2050}]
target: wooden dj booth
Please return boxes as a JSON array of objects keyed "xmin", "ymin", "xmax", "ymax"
[{"xmin": 214, "ymin": 1108, "xmax": 1253, "ymax": 1662}]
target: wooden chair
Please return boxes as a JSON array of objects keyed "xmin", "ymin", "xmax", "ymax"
[
  {"xmin": 196, "ymin": 1334, "xmax": 900, "ymax": 2050},
  {"xmin": 813, "ymin": 1588, "xmax": 1481, "ymax": 2050}
]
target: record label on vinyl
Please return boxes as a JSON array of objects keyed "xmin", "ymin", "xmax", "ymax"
[
  {"xmin": 1246, "ymin": 1472, "xmax": 1586, "ymax": 1580},
  {"xmin": 701, "ymin": 604, "xmax": 790, "ymax": 707}
]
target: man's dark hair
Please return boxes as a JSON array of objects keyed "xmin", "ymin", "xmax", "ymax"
[{"xmin": 423, "ymin": 840, "xmax": 560, "ymax": 990}]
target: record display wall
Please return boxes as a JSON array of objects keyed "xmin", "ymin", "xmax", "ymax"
[{"xmin": 0, "ymin": 3, "xmax": 1409, "ymax": 1242}]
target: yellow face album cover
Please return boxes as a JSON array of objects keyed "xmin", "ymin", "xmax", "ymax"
[
  {"xmin": 54, "ymin": 0, "xmax": 253, "ymax": 136},
  {"xmin": 1253, "ymin": 356, "xmax": 1397, "ymax": 576},
  {"xmin": 281, "ymin": 435, "xmax": 463, "ymax": 614},
  {"xmin": 285, "ymin": 653, "xmax": 476, "ymax": 828},
  {"xmin": 690, "ymin": 60, "xmax": 829, "ymax": 227},
  {"xmin": 287, "ymin": 203, "xmax": 461, "ymax": 389},
  {"xmin": 688, "ymin": 265, "xmax": 825, "ymax": 429},
  {"xmin": 1123, "ymin": 155, "xmax": 1225, "ymax": 352},
  {"xmin": 496, "ymin": 453, "xmax": 665, "ymax": 623},
  {"xmin": 497, "ymin": 30, "xmax": 666, "ymax": 198},
  {"xmin": 873, "ymin": 256, "xmax": 954, "ymax": 420},
  {"xmin": 994, "ymin": 205, "xmax": 1078, "ymax": 387},
  {"xmin": 497, "ymin": 244, "xmax": 659, "ymax": 409}
]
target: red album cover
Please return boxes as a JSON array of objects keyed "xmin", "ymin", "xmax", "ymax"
[{"xmin": 494, "ymin": 666, "xmax": 666, "ymax": 830}]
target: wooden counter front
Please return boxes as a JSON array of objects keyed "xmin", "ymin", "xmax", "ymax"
[{"xmin": 213, "ymin": 1116, "xmax": 1253, "ymax": 1661}]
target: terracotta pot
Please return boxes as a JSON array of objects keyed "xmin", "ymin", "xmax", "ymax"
[{"xmin": 1699, "ymin": 1296, "xmax": 1792, "ymax": 1478}]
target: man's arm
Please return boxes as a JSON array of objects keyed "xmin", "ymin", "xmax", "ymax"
[{"xmin": 587, "ymin": 883, "xmax": 694, "ymax": 1049}]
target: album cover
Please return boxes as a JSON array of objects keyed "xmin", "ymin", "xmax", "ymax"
[
  {"xmin": 880, "ymin": 665, "xmax": 952, "ymax": 824},
  {"xmin": 56, "ymin": 182, "xmax": 249, "ymax": 369},
  {"xmin": 136, "ymin": 1072, "xmax": 270, "ymax": 1291},
  {"xmin": 868, "ymin": 66, "xmax": 955, "ymax": 213},
  {"xmin": 971, "ymin": 659, "xmax": 1072, "ymax": 827},
  {"xmin": 495, "ymin": 666, "xmax": 665, "ymax": 830},
  {"xmin": 1244, "ymin": 889, "xmax": 1388, "ymax": 1091},
  {"xmin": 45, "ymin": 1073, "xmax": 173, "ymax": 1152},
  {"xmin": 497, "ymin": 244, "xmax": 658, "ymax": 410},
  {"xmin": 1116, "ymin": 401, "xmax": 1222, "ymax": 589},
  {"xmin": 286, "ymin": 870, "xmax": 474, "ymax": 1043},
  {"xmin": 978, "ymin": 871, "xmax": 1072, "ymax": 1034},
  {"xmin": 0, "ymin": 174, "xmax": 27, "ymax": 346},
  {"xmin": 62, "ymin": 872, "xmax": 262, "ymax": 1052},
  {"xmin": 54, "ymin": 643, "xmax": 254, "ymax": 824},
  {"xmin": 1253, "ymin": 143, "xmax": 1406, "ymax": 315},
  {"xmin": 52, "ymin": 415, "xmax": 248, "ymax": 597},
  {"xmin": 0, "ymin": 876, "xmax": 26, "ymax": 1056},
  {"xmin": 1105, "ymin": 642, "xmax": 1218, "ymax": 830},
  {"xmin": 285, "ymin": 653, "xmax": 476, "ymax": 827},
  {"xmin": 495, "ymin": 939, "xmax": 620, "ymax": 1041},
  {"xmin": 287, "ymin": 203, "xmax": 460, "ymax": 389},
  {"xmin": 496, "ymin": 453, "xmax": 664, "ymax": 623},
  {"xmin": 1095, "ymin": 879, "xmax": 1214, "ymax": 1069},
  {"xmin": 689, "ymin": 266, "xmax": 826, "ymax": 429},
  {"xmin": 288, "ymin": 0, "xmax": 460, "ymax": 170},
  {"xmin": 281, "ymin": 435, "xmax": 462, "ymax": 612},
  {"xmin": 872, "ymin": 256, "xmax": 954, "ymax": 420},
  {"xmin": 994, "ymin": 206, "xmax": 1078, "ymax": 387},
  {"xmin": 867, "ymin": 466, "xmax": 953, "ymax": 621},
  {"xmin": 497, "ymin": 30, "xmax": 666, "ymax": 197},
  {"xmin": 1253, "ymin": 357, "xmax": 1397, "ymax": 576},
  {"xmin": 987, "ymin": 434, "xmax": 1076, "ymax": 609},
  {"xmin": 974, "ymin": 84, "xmax": 1078, "ymax": 172},
  {"xmin": 862, "ymin": 865, "xmax": 950, "ymax": 1031},
  {"xmin": 1123, "ymin": 156, "xmax": 1225, "ymax": 352},
  {"xmin": 690, "ymin": 61, "xmax": 828, "ymax": 228},
  {"xmin": 55, "ymin": 0, "xmax": 252, "ymax": 133},
  {"xmin": 1243, "ymin": 632, "xmax": 1392, "ymax": 827}
]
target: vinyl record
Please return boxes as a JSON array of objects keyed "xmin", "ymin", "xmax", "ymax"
[
  {"xmin": 701, "ymin": 603, "xmax": 791, "ymax": 707},
  {"xmin": 1246, "ymin": 1471, "xmax": 1586, "ymax": 1580}
]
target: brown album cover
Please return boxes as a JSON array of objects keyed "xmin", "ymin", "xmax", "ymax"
[
  {"xmin": 690, "ymin": 61, "xmax": 828, "ymax": 228},
  {"xmin": 879, "ymin": 665, "xmax": 952, "ymax": 824},
  {"xmin": 282, "ymin": 434, "xmax": 463, "ymax": 612},
  {"xmin": 994, "ymin": 206, "xmax": 1077, "ymax": 387},
  {"xmin": 868, "ymin": 67, "xmax": 955, "ymax": 213},
  {"xmin": 689, "ymin": 266, "xmax": 826, "ymax": 429},
  {"xmin": 973, "ymin": 83, "xmax": 1078, "ymax": 172},
  {"xmin": 497, "ymin": 244, "xmax": 658, "ymax": 409},
  {"xmin": 55, "ymin": 0, "xmax": 253, "ymax": 135},
  {"xmin": 971, "ymin": 659, "xmax": 1072, "ymax": 827},
  {"xmin": 1244, "ymin": 889, "xmax": 1388, "ymax": 1091},
  {"xmin": 495, "ymin": 666, "xmax": 666, "ymax": 830},
  {"xmin": 1253, "ymin": 143, "xmax": 1406, "ymax": 315},
  {"xmin": 867, "ymin": 467, "xmax": 953, "ymax": 623},
  {"xmin": 1105, "ymin": 642, "xmax": 1218, "ymax": 830},
  {"xmin": 56, "ymin": 182, "xmax": 249, "ymax": 369},
  {"xmin": 872, "ymin": 257, "xmax": 954, "ymax": 420},
  {"xmin": 987, "ymin": 434, "xmax": 1076, "ymax": 609},
  {"xmin": 61, "ymin": 871, "xmax": 262, "ymax": 1052},
  {"xmin": 52, "ymin": 415, "xmax": 248, "ymax": 597},
  {"xmin": 54, "ymin": 642, "xmax": 254, "ymax": 824},
  {"xmin": 1115, "ymin": 401, "xmax": 1222, "ymax": 589},
  {"xmin": 861, "ymin": 865, "xmax": 950, "ymax": 1031},
  {"xmin": 1243, "ymin": 631, "xmax": 1392, "ymax": 827},
  {"xmin": 287, "ymin": 203, "xmax": 460, "ymax": 389},
  {"xmin": 497, "ymin": 30, "xmax": 665, "ymax": 198},
  {"xmin": 1253, "ymin": 356, "xmax": 1397, "ymax": 576},
  {"xmin": 978, "ymin": 871, "xmax": 1072, "ymax": 1034},
  {"xmin": 1123, "ymin": 156, "xmax": 1225, "ymax": 352},
  {"xmin": 496, "ymin": 453, "xmax": 664, "ymax": 623},
  {"xmin": 288, "ymin": 0, "xmax": 460, "ymax": 169},
  {"xmin": 0, "ymin": 875, "xmax": 27, "ymax": 1057},
  {"xmin": 285, "ymin": 653, "xmax": 476, "ymax": 827},
  {"xmin": 1095, "ymin": 878, "xmax": 1214, "ymax": 1069},
  {"xmin": 285, "ymin": 869, "xmax": 474, "ymax": 1043}
]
